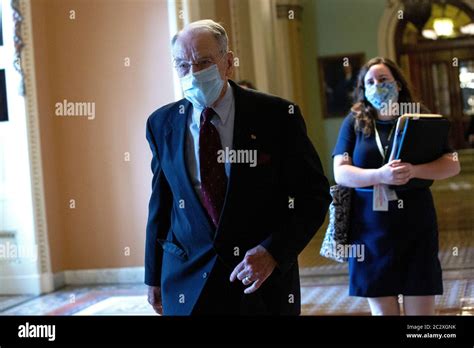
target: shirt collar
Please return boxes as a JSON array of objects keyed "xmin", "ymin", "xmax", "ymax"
[{"xmin": 192, "ymin": 82, "xmax": 233, "ymax": 126}]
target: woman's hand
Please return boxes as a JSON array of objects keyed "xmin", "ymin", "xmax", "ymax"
[{"xmin": 377, "ymin": 159, "xmax": 415, "ymax": 185}]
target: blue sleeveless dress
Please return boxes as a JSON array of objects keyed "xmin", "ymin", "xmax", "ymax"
[{"xmin": 332, "ymin": 114, "xmax": 446, "ymax": 297}]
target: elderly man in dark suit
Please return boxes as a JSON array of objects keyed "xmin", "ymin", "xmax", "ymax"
[{"xmin": 145, "ymin": 19, "xmax": 331, "ymax": 315}]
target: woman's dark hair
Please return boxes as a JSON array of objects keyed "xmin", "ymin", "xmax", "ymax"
[{"xmin": 351, "ymin": 57, "xmax": 417, "ymax": 136}]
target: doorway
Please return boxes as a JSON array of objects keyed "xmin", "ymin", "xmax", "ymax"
[{"xmin": 395, "ymin": 0, "xmax": 474, "ymax": 149}]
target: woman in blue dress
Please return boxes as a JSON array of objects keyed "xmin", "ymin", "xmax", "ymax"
[{"xmin": 332, "ymin": 57, "xmax": 460, "ymax": 315}]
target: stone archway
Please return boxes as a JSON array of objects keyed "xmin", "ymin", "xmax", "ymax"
[{"xmin": 378, "ymin": 0, "xmax": 404, "ymax": 60}]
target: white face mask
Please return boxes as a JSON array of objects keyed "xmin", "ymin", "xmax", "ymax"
[{"xmin": 180, "ymin": 64, "xmax": 224, "ymax": 108}]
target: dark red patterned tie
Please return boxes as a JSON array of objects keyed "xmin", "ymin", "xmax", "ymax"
[{"xmin": 199, "ymin": 108, "xmax": 228, "ymax": 227}]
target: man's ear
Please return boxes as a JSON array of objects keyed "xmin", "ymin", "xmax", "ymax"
[{"xmin": 225, "ymin": 51, "xmax": 234, "ymax": 78}]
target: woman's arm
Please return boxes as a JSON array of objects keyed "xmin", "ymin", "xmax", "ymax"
[
  {"xmin": 412, "ymin": 153, "xmax": 461, "ymax": 180},
  {"xmin": 333, "ymin": 154, "xmax": 411, "ymax": 188},
  {"xmin": 333, "ymin": 154, "xmax": 380, "ymax": 187}
]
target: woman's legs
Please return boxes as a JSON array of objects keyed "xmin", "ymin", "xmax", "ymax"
[
  {"xmin": 367, "ymin": 296, "xmax": 400, "ymax": 315},
  {"xmin": 403, "ymin": 296, "xmax": 436, "ymax": 315}
]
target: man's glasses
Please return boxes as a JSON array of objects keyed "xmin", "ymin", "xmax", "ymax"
[{"xmin": 173, "ymin": 53, "xmax": 226, "ymax": 77}]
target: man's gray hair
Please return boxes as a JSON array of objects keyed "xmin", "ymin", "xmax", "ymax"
[{"xmin": 171, "ymin": 19, "xmax": 229, "ymax": 54}]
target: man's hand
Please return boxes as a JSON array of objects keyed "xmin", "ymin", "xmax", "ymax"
[
  {"xmin": 229, "ymin": 245, "xmax": 277, "ymax": 294},
  {"xmin": 147, "ymin": 286, "xmax": 163, "ymax": 315}
]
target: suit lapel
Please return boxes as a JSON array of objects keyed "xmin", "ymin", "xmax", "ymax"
[{"xmin": 215, "ymin": 81, "xmax": 253, "ymax": 238}]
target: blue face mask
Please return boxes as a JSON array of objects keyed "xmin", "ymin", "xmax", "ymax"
[
  {"xmin": 180, "ymin": 64, "xmax": 224, "ymax": 108},
  {"xmin": 364, "ymin": 81, "xmax": 399, "ymax": 110}
]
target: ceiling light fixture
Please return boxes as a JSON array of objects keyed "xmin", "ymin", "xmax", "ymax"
[{"xmin": 433, "ymin": 17, "xmax": 455, "ymax": 36}]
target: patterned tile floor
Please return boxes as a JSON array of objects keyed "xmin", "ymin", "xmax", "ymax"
[
  {"xmin": 300, "ymin": 269, "xmax": 474, "ymax": 315},
  {"xmin": 0, "ymin": 269, "xmax": 472, "ymax": 316},
  {"xmin": 0, "ymin": 284, "xmax": 154, "ymax": 316}
]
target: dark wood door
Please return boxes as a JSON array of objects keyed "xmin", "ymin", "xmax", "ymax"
[{"xmin": 399, "ymin": 38, "xmax": 474, "ymax": 149}]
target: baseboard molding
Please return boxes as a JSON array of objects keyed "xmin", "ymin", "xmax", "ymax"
[
  {"xmin": 0, "ymin": 267, "xmax": 145, "ymax": 295},
  {"xmin": 54, "ymin": 267, "xmax": 145, "ymax": 288},
  {"xmin": 0, "ymin": 272, "xmax": 55, "ymax": 295},
  {"xmin": 53, "ymin": 271, "xmax": 66, "ymax": 289}
]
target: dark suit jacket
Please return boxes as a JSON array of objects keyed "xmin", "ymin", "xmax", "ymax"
[{"xmin": 145, "ymin": 80, "xmax": 331, "ymax": 315}]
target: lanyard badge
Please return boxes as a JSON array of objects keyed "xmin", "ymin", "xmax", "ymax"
[{"xmin": 373, "ymin": 120, "xmax": 398, "ymax": 211}]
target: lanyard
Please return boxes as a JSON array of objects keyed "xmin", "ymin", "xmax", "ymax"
[{"xmin": 373, "ymin": 120, "xmax": 395, "ymax": 162}]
